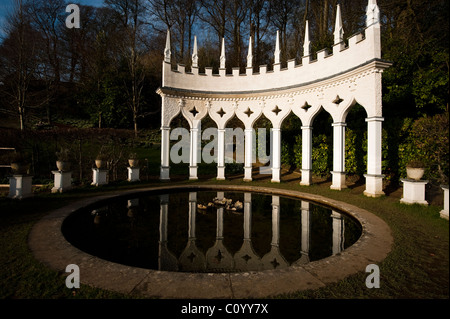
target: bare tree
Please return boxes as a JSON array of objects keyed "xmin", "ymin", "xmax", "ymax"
[
  {"xmin": 28, "ymin": 0, "xmax": 66, "ymax": 124},
  {"xmin": 106, "ymin": 0, "xmax": 147, "ymax": 136},
  {"xmin": 0, "ymin": 0, "xmax": 39, "ymax": 130}
]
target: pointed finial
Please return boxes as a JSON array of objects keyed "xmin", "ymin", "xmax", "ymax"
[
  {"xmin": 192, "ymin": 35, "xmax": 198, "ymax": 68},
  {"xmin": 366, "ymin": 0, "xmax": 380, "ymax": 27},
  {"xmin": 247, "ymin": 36, "xmax": 253, "ymax": 69},
  {"xmin": 220, "ymin": 38, "xmax": 226, "ymax": 69},
  {"xmin": 303, "ymin": 20, "xmax": 311, "ymax": 57},
  {"xmin": 274, "ymin": 30, "xmax": 280, "ymax": 64},
  {"xmin": 164, "ymin": 29, "xmax": 171, "ymax": 63},
  {"xmin": 334, "ymin": 4, "xmax": 344, "ymax": 44}
]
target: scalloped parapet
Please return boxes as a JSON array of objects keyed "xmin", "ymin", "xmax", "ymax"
[{"xmin": 162, "ymin": 26, "xmax": 382, "ymax": 95}]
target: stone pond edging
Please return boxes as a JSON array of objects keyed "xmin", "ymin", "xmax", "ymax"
[{"xmin": 28, "ymin": 184, "xmax": 393, "ymax": 298}]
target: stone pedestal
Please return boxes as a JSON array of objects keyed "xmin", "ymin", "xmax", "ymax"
[
  {"xmin": 400, "ymin": 179, "xmax": 428, "ymax": 205},
  {"xmin": 440, "ymin": 185, "xmax": 449, "ymax": 220},
  {"xmin": 91, "ymin": 168, "xmax": 108, "ymax": 186},
  {"xmin": 330, "ymin": 171, "xmax": 347, "ymax": 190},
  {"xmin": 364, "ymin": 174, "xmax": 385, "ymax": 197},
  {"xmin": 51, "ymin": 170, "xmax": 72, "ymax": 193},
  {"xmin": 8, "ymin": 175, "xmax": 33, "ymax": 199},
  {"xmin": 127, "ymin": 167, "xmax": 140, "ymax": 182}
]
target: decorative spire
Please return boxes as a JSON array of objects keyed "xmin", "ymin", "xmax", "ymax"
[
  {"xmin": 164, "ymin": 29, "xmax": 171, "ymax": 63},
  {"xmin": 334, "ymin": 4, "xmax": 344, "ymax": 44},
  {"xmin": 247, "ymin": 36, "xmax": 253, "ymax": 69},
  {"xmin": 220, "ymin": 37, "xmax": 226, "ymax": 69},
  {"xmin": 366, "ymin": 0, "xmax": 380, "ymax": 27},
  {"xmin": 192, "ymin": 35, "xmax": 198, "ymax": 68},
  {"xmin": 303, "ymin": 20, "xmax": 311, "ymax": 57},
  {"xmin": 274, "ymin": 30, "xmax": 280, "ymax": 64}
]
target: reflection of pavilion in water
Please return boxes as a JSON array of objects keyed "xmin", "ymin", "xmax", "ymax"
[{"xmin": 152, "ymin": 192, "xmax": 346, "ymax": 273}]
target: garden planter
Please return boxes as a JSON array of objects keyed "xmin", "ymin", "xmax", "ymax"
[
  {"xmin": 10, "ymin": 162, "xmax": 30, "ymax": 175},
  {"xmin": 56, "ymin": 161, "xmax": 71, "ymax": 172},
  {"xmin": 95, "ymin": 159, "xmax": 104, "ymax": 169},
  {"xmin": 128, "ymin": 159, "xmax": 139, "ymax": 168},
  {"xmin": 406, "ymin": 167, "xmax": 424, "ymax": 180}
]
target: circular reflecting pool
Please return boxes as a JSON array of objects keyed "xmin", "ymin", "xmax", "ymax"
[{"xmin": 62, "ymin": 190, "xmax": 362, "ymax": 273}]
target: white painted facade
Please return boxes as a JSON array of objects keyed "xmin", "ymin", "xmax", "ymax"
[{"xmin": 158, "ymin": 1, "xmax": 391, "ymax": 197}]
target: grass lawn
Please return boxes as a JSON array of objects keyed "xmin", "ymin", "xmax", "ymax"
[{"xmin": 0, "ymin": 163, "xmax": 448, "ymax": 300}]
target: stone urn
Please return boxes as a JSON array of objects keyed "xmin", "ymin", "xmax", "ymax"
[
  {"xmin": 406, "ymin": 160, "xmax": 425, "ymax": 180},
  {"xmin": 128, "ymin": 159, "xmax": 139, "ymax": 168},
  {"xmin": 406, "ymin": 167, "xmax": 424, "ymax": 180},
  {"xmin": 95, "ymin": 154, "xmax": 107, "ymax": 169},
  {"xmin": 56, "ymin": 160, "xmax": 71, "ymax": 171},
  {"xmin": 95, "ymin": 159, "xmax": 103, "ymax": 169},
  {"xmin": 10, "ymin": 162, "xmax": 30, "ymax": 175}
]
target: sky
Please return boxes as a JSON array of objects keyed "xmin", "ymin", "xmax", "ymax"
[{"xmin": 0, "ymin": 0, "xmax": 105, "ymax": 39}]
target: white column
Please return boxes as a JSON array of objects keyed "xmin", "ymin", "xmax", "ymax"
[
  {"xmin": 271, "ymin": 196, "xmax": 280, "ymax": 246},
  {"xmin": 160, "ymin": 126, "xmax": 170, "ymax": 180},
  {"xmin": 300, "ymin": 201, "xmax": 310, "ymax": 259},
  {"xmin": 271, "ymin": 128, "xmax": 281, "ymax": 183},
  {"xmin": 243, "ymin": 193, "xmax": 252, "ymax": 239},
  {"xmin": 159, "ymin": 195, "xmax": 169, "ymax": 243},
  {"xmin": 217, "ymin": 128, "xmax": 226, "ymax": 180},
  {"xmin": 440, "ymin": 185, "xmax": 449, "ymax": 220},
  {"xmin": 364, "ymin": 117, "xmax": 385, "ymax": 197},
  {"xmin": 188, "ymin": 192, "xmax": 197, "ymax": 239},
  {"xmin": 300, "ymin": 126, "xmax": 313, "ymax": 186},
  {"xmin": 189, "ymin": 127, "xmax": 199, "ymax": 180},
  {"xmin": 331, "ymin": 211, "xmax": 344, "ymax": 255},
  {"xmin": 244, "ymin": 128, "xmax": 253, "ymax": 181},
  {"xmin": 331, "ymin": 122, "xmax": 347, "ymax": 190}
]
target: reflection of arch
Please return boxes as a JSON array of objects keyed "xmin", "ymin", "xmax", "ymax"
[
  {"xmin": 154, "ymin": 191, "xmax": 356, "ymax": 272},
  {"xmin": 261, "ymin": 196, "xmax": 289, "ymax": 270},
  {"xmin": 158, "ymin": 1, "xmax": 391, "ymax": 196},
  {"xmin": 205, "ymin": 192, "xmax": 234, "ymax": 271},
  {"xmin": 234, "ymin": 193, "xmax": 262, "ymax": 271}
]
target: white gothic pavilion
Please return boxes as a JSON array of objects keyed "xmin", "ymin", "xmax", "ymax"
[{"xmin": 157, "ymin": 0, "xmax": 392, "ymax": 197}]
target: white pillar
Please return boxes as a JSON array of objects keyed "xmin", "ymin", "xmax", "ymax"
[
  {"xmin": 440, "ymin": 185, "xmax": 449, "ymax": 220},
  {"xmin": 217, "ymin": 128, "xmax": 226, "ymax": 180},
  {"xmin": 51, "ymin": 170, "xmax": 72, "ymax": 193},
  {"xmin": 189, "ymin": 127, "xmax": 199, "ymax": 180},
  {"xmin": 331, "ymin": 211, "xmax": 344, "ymax": 255},
  {"xmin": 8, "ymin": 175, "xmax": 33, "ymax": 199},
  {"xmin": 160, "ymin": 126, "xmax": 170, "ymax": 180},
  {"xmin": 331, "ymin": 122, "xmax": 347, "ymax": 190},
  {"xmin": 364, "ymin": 117, "xmax": 385, "ymax": 197},
  {"xmin": 300, "ymin": 126, "xmax": 313, "ymax": 186},
  {"xmin": 271, "ymin": 128, "xmax": 281, "ymax": 183},
  {"xmin": 244, "ymin": 128, "xmax": 253, "ymax": 181}
]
